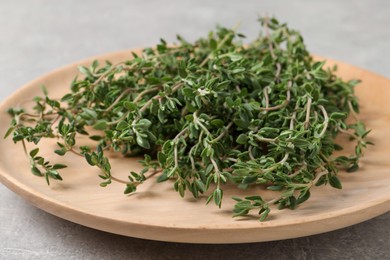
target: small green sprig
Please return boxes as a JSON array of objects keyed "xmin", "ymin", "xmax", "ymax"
[
  {"xmin": 5, "ymin": 16, "xmax": 371, "ymax": 221},
  {"xmin": 28, "ymin": 148, "xmax": 66, "ymax": 185}
]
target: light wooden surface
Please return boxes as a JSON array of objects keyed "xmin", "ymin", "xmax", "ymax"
[{"xmin": 0, "ymin": 50, "xmax": 389, "ymax": 243}]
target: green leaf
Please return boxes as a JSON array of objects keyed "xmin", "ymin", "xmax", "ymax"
[
  {"xmin": 182, "ymin": 87, "xmax": 194, "ymax": 98},
  {"xmin": 178, "ymin": 61, "xmax": 187, "ymax": 78},
  {"xmin": 137, "ymin": 119, "xmax": 152, "ymax": 129},
  {"xmin": 157, "ymin": 172, "xmax": 169, "ymax": 182},
  {"xmin": 12, "ymin": 134, "xmax": 24, "ymax": 142},
  {"xmin": 124, "ymin": 101, "xmax": 137, "ymax": 111},
  {"xmin": 52, "ymin": 164, "xmax": 67, "ymax": 170},
  {"xmin": 348, "ymin": 79, "xmax": 361, "ymax": 87},
  {"xmin": 259, "ymin": 208, "xmax": 270, "ymax": 222},
  {"xmin": 232, "ymin": 196, "xmax": 243, "ymax": 202},
  {"xmin": 312, "ymin": 61, "xmax": 325, "ymax": 71},
  {"xmin": 31, "ymin": 166, "xmax": 43, "ymax": 176},
  {"xmin": 54, "ymin": 149, "xmax": 66, "ymax": 156},
  {"xmin": 91, "ymin": 60, "xmax": 99, "ymax": 70},
  {"xmin": 242, "ymin": 175, "xmax": 257, "ymax": 184},
  {"xmin": 124, "ymin": 184, "xmax": 137, "ymax": 194},
  {"xmin": 100, "ymin": 179, "xmax": 112, "ymax": 187},
  {"xmin": 231, "ymin": 68, "xmax": 245, "ymax": 74},
  {"xmin": 82, "ymin": 108, "xmax": 97, "ymax": 119},
  {"xmin": 155, "ymin": 153, "xmax": 165, "ymax": 167},
  {"xmin": 157, "ymin": 109, "xmax": 166, "ymax": 123},
  {"xmin": 233, "ymin": 119, "xmax": 249, "ymax": 129},
  {"xmin": 85, "ymin": 153, "xmax": 95, "ymax": 166},
  {"xmin": 354, "ymin": 121, "xmax": 367, "ymax": 137},
  {"xmin": 331, "ymin": 112, "xmax": 347, "ymax": 120},
  {"xmin": 347, "ymin": 163, "xmax": 359, "ymax": 173},
  {"xmin": 236, "ymin": 134, "xmax": 248, "ymax": 144},
  {"xmin": 227, "ymin": 53, "xmax": 242, "ymax": 62},
  {"xmin": 244, "ymin": 195, "xmax": 263, "ymax": 201},
  {"xmin": 312, "ymin": 70, "xmax": 328, "ymax": 80},
  {"xmin": 78, "ymin": 66, "xmax": 92, "ymax": 77},
  {"xmin": 195, "ymin": 180, "xmax": 205, "ymax": 193},
  {"xmin": 210, "ymin": 38, "xmax": 217, "ymax": 50},
  {"xmin": 329, "ymin": 174, "xmax": 342, "ymax": 189},
  {"xmin": 48, "ymin": 170, "xmax": 62, "ymax": 180},
  {"xmin": 61, "ymin": 93, "xmax": 73, "ymax": 102},
  {"xmin": 226, "ymin": 97, "xmax": 234, "ymax": 108},
  {"xmin": 267, "ymin": 185, "xmax": 283, "ymax": 191},
  {"xmin": 210, "ymin": 119, "xmax": 224, "ymax": 127},
  {"xmin": 29, "ymin": 148, "xmax": 40, "ymax": 158},
  {"xmin": 116, "ymin": 121, "xmax": 128, "ymax": 130},
  {"xmin": 45, "ymin": 171, "xmax": 50, "ymax": 185},
  {"xmin": 136, "ymin": 135, "xmax": 150, "ymax": 149},
  {"xmin": 296, "ymin": 190, "xmax": 310, "ymax": 204},
  {"xmin": 89, "ymin": 135, "xmax": 103, "ymax": 141},
  {"xmin": 40, "ymin": 85, "xmax": 49, "ymax": 96},
  {"xmin": 206, "ymin": 193, "xmax": 214, "ymax": 205},
  {"xmin": 178, "ymin": 182, "xmax": 185, "ymax": 197},
  {"xmin": 213, "ymin": 188, "xmax": 223, "ymax": 208},
  {"xmin": 216, "ymin": 80, "xmax": 230, "ymax": 89},
  {"xmin": 3, "ymin": 127, "xmax": 14, "ymax": 139},
  {"xmin": 249, "ymin": 101, "xmax": 261, "ymax": 110},
  {"xmin": 93, "ymin": 120, "xmax": 107, "ymax": 130}
]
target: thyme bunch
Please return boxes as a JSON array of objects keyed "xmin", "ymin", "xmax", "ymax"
[{"xmin": 5, "ymin": 17, "xmax": 371, "ymax": 221}]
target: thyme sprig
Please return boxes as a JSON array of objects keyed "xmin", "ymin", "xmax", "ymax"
[{"xmin": 5, "ymin": 17, "xmax": 371, "ymax": 221}]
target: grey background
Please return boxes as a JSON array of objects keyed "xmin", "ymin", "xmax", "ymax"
[{"xmin": 1, "ymin": 1, "xmax": 389, "ymax": 259}]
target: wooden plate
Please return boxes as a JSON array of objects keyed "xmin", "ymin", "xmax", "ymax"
[{"xmin": 1, "ymin": 50, "xmax": 389, "ymax": 244}]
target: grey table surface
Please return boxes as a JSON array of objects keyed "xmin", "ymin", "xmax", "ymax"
[{"xmin": 1, "ymin": 1, "xmax": 389, "ymax": 259}]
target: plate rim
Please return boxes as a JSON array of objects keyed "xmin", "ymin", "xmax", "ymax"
[{"xmin": 1, "ymin": 49, "xmax": 390, "ymax": 243}]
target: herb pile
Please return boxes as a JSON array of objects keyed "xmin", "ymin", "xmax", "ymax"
[{"xmin": 5, "ymin": 17, "xmax": 371, "ymax": 221}]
